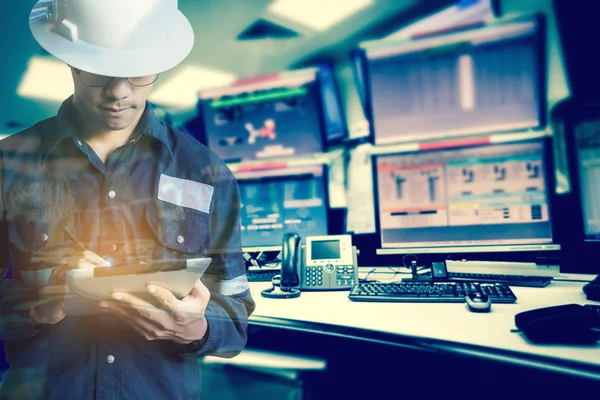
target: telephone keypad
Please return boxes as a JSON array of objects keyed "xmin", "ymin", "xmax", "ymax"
[
  {"xmin": 336, "ymin": 265, "xmax": 357, "ymax": 286},
  {"xmin": 306, "ymin": 267, "xmax": 324, "ymax": 287}
]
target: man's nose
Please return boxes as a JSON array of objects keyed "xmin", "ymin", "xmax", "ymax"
[{"xmin": 103, "ymin": 77, "xmax": 131, "ymax": 100}]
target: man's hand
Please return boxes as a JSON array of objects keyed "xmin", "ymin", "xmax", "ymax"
[
  {"xmin": 98, "ymin": 280, "xmax": 211, "ymax": 345},
  {"xmin": 29, "ymin": 250, "xmax": 109, "ymax": 325}
]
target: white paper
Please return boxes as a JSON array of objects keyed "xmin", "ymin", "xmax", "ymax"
[
  {"xmin": 327, "ymin": 149, "xmax": 347, "ymax": 208},
  {"xmin": 345, "ymin": 143, "xmax": 376, "ymax": 234}
]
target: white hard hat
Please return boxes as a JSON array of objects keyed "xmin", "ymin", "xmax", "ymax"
[{"xmin": 29, "ymin": 0, "xmax": 194, "ymax": 77}]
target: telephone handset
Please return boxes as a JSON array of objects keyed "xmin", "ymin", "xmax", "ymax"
[
  {"xmin": 261, "ymin": 233, "xmax": 302, "ymax": 299},
  {"xmin": 261, "ymin": 233, "xmax": 358, "ymax": 299},
  {"xmin": 280, "ymin": 233, "xmax": 301, "ymax": 289}
]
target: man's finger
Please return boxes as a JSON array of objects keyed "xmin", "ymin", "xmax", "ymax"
[
  {"xmin": 82, "ymin": 250, "xmax": 109, "ymax": 268},
  {"xmin": 109, "ymin": 292, "xmax": 176, "ymax": 327},
  {"xmin": 101, "ymin": 302, "xmax": 162, "ymax": 338},
  {"xmin": 77, "ymin": 258, "xmax": 97, "ymax": 269},
  {"xmin": 147, "ymin": 285, "xmax": 180, "ymax": 312},
  {"xmin": 49, "ymin": 265, "xmax": 65, "ymax": 284},
  {"xmin": 111, "ymin": 292, "xmax": 156, "ymax": 314},
  {"xmin": 186, "ymin": 280, "xmax": 210, "ymax": 303},
  {"xmin": 147, "ymin": 283, "xmax": 207, "ymax": 323}
]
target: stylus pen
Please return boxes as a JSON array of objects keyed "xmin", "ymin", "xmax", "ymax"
[
  {"xmin": 64, "ymin": 227, "xmax": 112, "ymax": 267},
  {"xmin": 64, "ymin": 227, "xmax": 87, "ymax": 251}
]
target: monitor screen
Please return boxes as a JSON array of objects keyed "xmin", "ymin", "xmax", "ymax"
[
  {"xmin": 365, "ymin": 18, "xmax": 544, "ymax": 145},
  {"xmin": 573, "ymin": 119, "xmax": 600, "ymax": 241},
  {"xmin": 199, "ymin": 69, "xmax": 324, "ymax": 163},
  {"xmin": 237, "ymin": 165, "xmax": 329, "ymax": 249},
  {"xmin": 374, "ymin": 139, "xmax": 554, "ymax": 252},
  {"xmin": 311, "ymin": 240, "xmax": 341, "ymax": 260},
  {"xmin": 318, "ymin": 63, "xmax": 348, "ymax": 145}
]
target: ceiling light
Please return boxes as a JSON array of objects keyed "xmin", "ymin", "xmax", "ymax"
[
  {"xmin": 268, "ymin": 0, "xmax": 374, "ymax": 31},
  {"xmin": 17, "ymin": 56, "xmax": 74, "ymax": 101},
  {"xmin": 149, "ymin": 66, "xmax": 237, "ymax": 109}
]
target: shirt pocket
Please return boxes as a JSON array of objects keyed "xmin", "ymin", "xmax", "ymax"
[
  {"xmin": 145, "ymin": 201, "xmax": 210, "ymax": 256},
  {"xmin": 8, "ymin": 220, "xmax": 51, "ymax": 253},
  {"xmin": 8, "ymin": 220, "xmax": 73, "ymax": 285}
]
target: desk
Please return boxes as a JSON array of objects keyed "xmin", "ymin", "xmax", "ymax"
[{"xmin": 244, "ymin": 277, "xmax": 600, "ymax": 397}]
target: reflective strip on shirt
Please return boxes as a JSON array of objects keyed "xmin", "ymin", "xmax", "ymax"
[
  {"xmin": 20, "ymin": 269, "xmax": 53, "ymax": 286},
  {"xmin": 157, "ymin": 174, "xmax": 214, "ymax": 214},
  {"xmin": 202, "ymin": 274, "xmax": 249, "ymax": 296}
]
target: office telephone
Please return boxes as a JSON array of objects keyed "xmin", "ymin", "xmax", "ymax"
[{"xmin": 261, "ymin": 233, "xmax": 358, "ymax": 299}]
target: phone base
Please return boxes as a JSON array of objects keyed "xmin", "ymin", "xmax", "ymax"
[{"xmin": 261, "ymin": 284, "xmax": 301, "ymax": 299}]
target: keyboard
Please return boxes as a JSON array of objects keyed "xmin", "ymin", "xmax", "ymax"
[
  {"xmin": 449, "ymin": 272, "xmax": 553, "ymax": 288},
  {"xmin": 246, "ymin": 268, "xmax": 280, "ymax": 282},
  {"xmin": 349, "ymin": 281, "xmax": 517, "ymax": 303}
]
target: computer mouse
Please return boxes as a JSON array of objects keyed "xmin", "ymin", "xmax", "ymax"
[{"xmin": 465, "ymin": 292, "xmax": 492, "ymax": 313}]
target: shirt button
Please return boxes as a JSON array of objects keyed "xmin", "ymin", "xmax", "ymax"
[
  {"xmin": 40, "ymin": 233, "xmax": 49, "ymax": 242},
  {"xmin": 176, "ymin": 235, "xmax": 185, "ymax": 244},
  {"xmin": 108, "ymin": 190, "xmax": 116, "ymax": 199},
  {"xmin": 77, "ymin": 140, "xmax": 83, "ymax": 146},
  {"xmin": 106, "ymin": 355, "xmax": 115, "ymax": 364},
  {"xmin": 109, "ymin": 243, "xmax": 117, "ymax": 252}
]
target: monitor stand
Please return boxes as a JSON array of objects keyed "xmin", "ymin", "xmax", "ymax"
[{"xmin": 402, "ymin": 260, "xmax": 434, "ymax": 283}]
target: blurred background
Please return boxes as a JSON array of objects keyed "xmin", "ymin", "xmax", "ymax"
[
  {"xmin": 0, "ymin": 0, "xmax": 569, "ymax": 137},
  {"xmin": 0, "ymin": 0, "xmax": 597, "ymax": 273},
  {"xmin": 2, "ymin": 0, "xmax": 600, "ymax": 396}
]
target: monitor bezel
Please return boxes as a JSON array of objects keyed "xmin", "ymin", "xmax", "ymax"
[
  {"xmin": 349, "ymin": 48, "xmax": 374, "ymax": 141},
  {"xmin": 371, "ymin": 136, "xmax": 560, "ymax": 258},
  {"xmin": 316, "ymin": 61, "xmax": 350, "ymax": 149},
  {"xmin": 238, "ymin": 164, "xmax": 331, "ymax": 251},
  {"xmin": 200, "ymin": 69, "xmax": 327, "ymax": 164},
  {"xmin": 558, "ymin": 101, "xmax": 600, "ymax": 274},
  {"xmin": 563, "ymin": 103, "xmax": 600, "ymax": 243},
  {"xmin": 361, "ymin": 15, "xmax": 547, "ymax": 146}
]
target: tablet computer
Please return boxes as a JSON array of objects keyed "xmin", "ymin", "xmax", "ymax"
[{"xmin": 66, "ymin": 257, "xmax": 212, "ymax": 301}]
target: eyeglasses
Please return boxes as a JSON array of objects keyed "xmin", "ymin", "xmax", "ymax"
[{"xmin": 74, "ymin": 69, "xmax": 159, "ymax": 87}]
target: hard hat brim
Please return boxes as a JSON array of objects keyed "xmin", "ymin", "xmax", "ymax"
[{"xmin": 29, "ymin": 3, "xmax": 194, "ymax": 77}]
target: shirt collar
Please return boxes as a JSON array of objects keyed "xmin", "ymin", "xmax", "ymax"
[{"xmin": 43, "ymin": 96, "xmax": 174, "ymax": 161}]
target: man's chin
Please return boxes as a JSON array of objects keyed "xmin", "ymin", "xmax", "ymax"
[{"xmin": 103, "ymin": 119, "xmax": 132, "ymax": 131}]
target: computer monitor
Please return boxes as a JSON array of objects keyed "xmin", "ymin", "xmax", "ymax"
[
  {"xmin": 363, "ymin": 17, "xmax": 545, "ymax": 145},
  {"xmin": 236, "ymin": 165, "xmax": 329, "ymax": 251},
  {"xmin": 317, "ymin": 62, "xmax": 348, "ymax": 146},
  {"xmin": 350, "ymin": 48, "xmax": 372, "ymax": 127},
  {"xmin": 373, "ymin": 138, "xmax": 559, "ymax": 255},
  {"xmin": 198, "ymin": 68, "xmax": 325, "ymax": 163},
  {"xmin": 571, "ymin": 118, "xmax": 600, "ymax": 242}
]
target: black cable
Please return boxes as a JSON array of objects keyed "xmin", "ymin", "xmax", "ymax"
[
  {"xmin": 359, "ymin": 268, "xmax": 378, "ymax": 283},
  {"xmin": 401, "ymin": 254, "xmax": 418, "ymax": 268}
]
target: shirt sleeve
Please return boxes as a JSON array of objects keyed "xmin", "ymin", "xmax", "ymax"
[
  {"xmin": 176, "ymin": 164, "xmax": 255, "ymax": 358},
  {"xmin": 0, "ymin": 151, "xmax": 46, "ymax": 342}
]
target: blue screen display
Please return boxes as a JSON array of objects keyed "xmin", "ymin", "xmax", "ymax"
[
  {"xmin": 238, "ymin": 166, "xmax": 329, "ymax": 248},
  {"xmin": 201, "ymin": 80, "xmax": 324, "ymax": 163},
  {"xmin": 366, "ymin": 19, "xmax": 543, "ymax": 145},
  {"xmin": 318, "ymin": 63, "xmax": 347, "ymax": 144},
  {"xmin": 375, "ymin": 140, "xmax": 554, "ymax": 249}
]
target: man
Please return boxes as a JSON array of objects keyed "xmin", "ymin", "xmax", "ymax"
[{"xmin": 0, "ymin": 1, "xmax": 254, "ymax": 399}]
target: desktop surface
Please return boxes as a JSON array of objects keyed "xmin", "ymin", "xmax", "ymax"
[{"xmin": 248, "ymin": 275, "xmax": 600, "ymax": 374}]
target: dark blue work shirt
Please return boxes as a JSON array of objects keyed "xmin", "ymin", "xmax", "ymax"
[{"xmin": 0, "ymin": 98, "xmax": 254, "ymax": 399}]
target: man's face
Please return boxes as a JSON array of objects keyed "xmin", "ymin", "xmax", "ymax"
[{"xmin": 71, "ymin": 68, "xmax": 155, "ymax": 132}]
